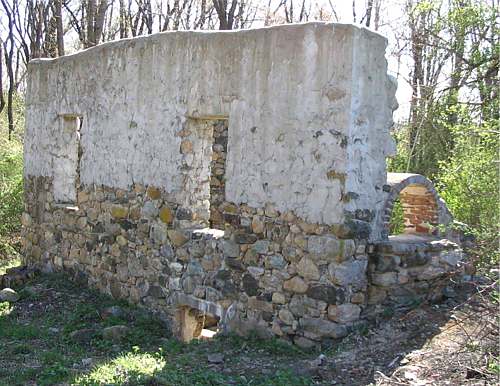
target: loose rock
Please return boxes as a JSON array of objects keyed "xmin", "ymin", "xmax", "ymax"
[
  {"xmin": 0, "ymin": 288, "xmax": 20, "ymax": 302},
  {"xmin": 102, "ymin": 325, "xmax": 129, "ymax": 341}
]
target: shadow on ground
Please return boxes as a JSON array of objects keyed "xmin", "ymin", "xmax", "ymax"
[{"xmin": 0, "ymin": 272, "xmax": 497, "ymax": 385}]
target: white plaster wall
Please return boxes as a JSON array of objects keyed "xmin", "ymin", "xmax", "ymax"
[
  {"xmin": 25, "ymin": 22, "xmax": 396, "ymax": 227},
  {"xmin": 52, "ymin": 116, "xmax": 80, "ymax": 203},
  {"xmin": 344, "ymin": 27, "xmax": 398, "ymax": 239}
]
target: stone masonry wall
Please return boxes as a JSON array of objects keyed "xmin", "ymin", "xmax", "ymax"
[
  {"xmin": 22, "ymin": 24, "xmax": 466, "ymax": 347},
  {"xmin": 367, "ymin": 236, "xmax": 465, "ymax": 307},
  {"xmin": 380, "ymin": 173, "xmax": 453, "ymax": 239},
  {"xmin": 23, "ymin": 176, "xmax": 373, "ymax": 348}
]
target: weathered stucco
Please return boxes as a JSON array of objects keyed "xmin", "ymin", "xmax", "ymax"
[
  {"xmin": 25, "ymin": 22, "xmax": 395, "ymax": 229},
  {"xmin": 21, "ymin": 23, "xmax": 465, "ymax": 347}
]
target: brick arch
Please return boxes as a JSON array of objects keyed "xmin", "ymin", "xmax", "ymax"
[{"xmin": 381, "ymin": 173, "xmax": 453, "ymax": 239}]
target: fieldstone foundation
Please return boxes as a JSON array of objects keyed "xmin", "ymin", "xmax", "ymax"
[
  {"xmin": 21, "ymin": 175, "xmax": 466, "ymax": 347},
  {"xmin": 367, "ymin": 235, "xmax": 465, "ymax": 306},
  {"xmin": 21, "ymin": 23, "xmax": 467, "ymax": 347},
  {"xmin": 22, "ymin": 176, "xmax": 377, "ymax": 347}
]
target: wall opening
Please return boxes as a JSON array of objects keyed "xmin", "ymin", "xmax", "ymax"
[
  {"xmin": 388, "ymin": 197, "xmax": 405, "ymax": 235},
  {"xmin": 209, "ymin": 120, "xmax": 228, "ymax": 229},
  {"xmin": 53, "ymin": 114, "xmax": 82, "ymax": 205},
  {"xmin": 387, "ymin": 184, "xmax": 439, "ymax": 236},
  {"xmin": 176, "ymin": 306, "xmax": 221, "ymax": 342},
  {"xmin": 383, "ymin": 173, "xmax": 450, "ymax": 239},
  {"xmin": 399, "ymin": 184, "xmax": 439, "ymax": 234}
]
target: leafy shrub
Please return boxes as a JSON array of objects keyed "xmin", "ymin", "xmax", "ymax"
[
  {"xmin": 389, "ymin": 198, "xmax": 405, "ymax": 235},
  {"xmin": 437, "ymin": 120, "xmax": 499, "ymax": 268},
  {"xmin": 0, "ymin": 94, "xmax": 24, "ymax": 259}
]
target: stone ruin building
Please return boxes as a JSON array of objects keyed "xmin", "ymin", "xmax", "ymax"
[{"xmin": 21, "ymin": 23, "xmax": 467, "ymax": 347}]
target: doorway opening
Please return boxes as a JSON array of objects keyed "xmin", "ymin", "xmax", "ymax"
[
  {"xmin": 176, "ymin": 306, "xmax": 221, "ymax": 342},
  {"xmin": 209, "ymin": 120, "xmax": 228, "ymax": 230}
]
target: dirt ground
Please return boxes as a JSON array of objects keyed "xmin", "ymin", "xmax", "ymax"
[
  {"xmin": 0, "ymin": 272, "xmax": 498, "ymax": 385},
  {"xmin": 315, "ymin": 278, "xmax": 499, "ymax": 385}
]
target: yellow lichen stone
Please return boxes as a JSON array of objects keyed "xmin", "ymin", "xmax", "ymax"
[
  {"xmin": 110, "ymin": 205, "xmax": 128, "ymax": 219},
  {"xmin": 146, "ymin": 186, "xmax": 161, "ymax": 200},
  {"xmin": 159, "ymin": 206, "xmax": 174, "ymax": 224}
]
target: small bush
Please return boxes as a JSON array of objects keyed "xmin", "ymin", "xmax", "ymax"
[
  {"xmin": 389, "ymin": 198, "xmax": 405, "ymax": 235},
  {"xmin": 0, "ymin": 135, "xmax": 23, "ymax": 258},
  {"xmin": 437, "ymin": 120, "xmax": 499, "ymax": 269},
  {"xmin": 0, "ymin": 93, "xmax": 24, "ymax": 260}
]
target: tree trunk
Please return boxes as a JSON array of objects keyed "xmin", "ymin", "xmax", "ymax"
[
  {"xmin": 5, "ymin": 42, "xmax": 15, "ymax": 140},
  {"xmin": 54, "ymin": 0, "xmax": 65, "ymax": 56},
  {"xmin": 0, "ymin": 41, "xmax": 5, "ymax": 116},
  {"xmin": 365, "ymin": 0, "xmax": 373, "ymax": 27},
  {"xmin": 87, "ymin": 0, "xmax": 96, "ymax": 47}
]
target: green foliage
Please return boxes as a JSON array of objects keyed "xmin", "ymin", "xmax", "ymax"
[
  {"xmin": 0, "ymin": 256, "xmax": 22, "ymax": 275},
  {"xmin": 0, "ymin": 93, "xmax": 25, "ymax": 140},
  {"xmin": 0, "ymin": 93, "xmax": 25, "ymax": 260},
  {"xmin": 0, "ymin": 136, "xmax": 23, "ymax": 240},
  {"xmin": 488, "ymin": 357, "xmax": 500, "ymax": 376},
  {"xmin": 389, "ymin": 198, "xmax": 405, "ymax": 235},
  {"xmin": 437, "ymin": 119, "xmax": 499, "ymax": 267},
  {"xmin": 389, "ymin": 0, "xmax": 499, "ymax": 269},
  {"xmin": 437, "ymin": 122, "xmax": 498, "ymax": 229}
]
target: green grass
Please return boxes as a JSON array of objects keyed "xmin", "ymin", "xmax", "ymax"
[
  {"xmin": 0, "ymin": 256, "xmax": 22, "ymax": 275},
  {"xmin": 0, "ymin": 273, "xmax": 314, "ymax": 386}
]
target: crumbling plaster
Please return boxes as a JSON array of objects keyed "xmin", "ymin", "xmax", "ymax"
[{"xmin": 25, "ymin": 22, "xmax": 396, "ymax": 235}]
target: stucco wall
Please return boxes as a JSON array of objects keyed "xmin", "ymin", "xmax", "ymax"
[
  {"xmin": 20, "ymin": 23, "xmax": 469, "ymax": 348},
  {"xmin": 25, "ymin": 22, "xmax": 396, "ymax": 230}
]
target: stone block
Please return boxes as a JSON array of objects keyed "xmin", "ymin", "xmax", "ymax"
[
  {"xmin": 300, "ymin": 317, "xmax": 347, "ymax": 339},
  {"xmin": 159, "ymin": 206, "xmax": 174, "ymax": 224},
  {"xmin": 265, "ymin": 254, "xmax": 287, "ymax": 269},
  {"xmin": 327, "ymin": 304, "xmax": 361, "ymax": 323},
  {"xmin": 371, "ymin": 272, "xmax": 398, "ymax": 287},
  {"xmin": 110, "ymin": 205, "xmax": 128, "ymax": 219},
  {"xmin": 296, "ymin": 257, "xmax": 320, "ymax": 280},
  {"xmin": 278, "ymin": 309, "xmax": 295, "ymax": 325},
  {"xmin": 272, "ymin": 292, "xmax": 286, "ymax": 304},
  {"xmin": 167, "ymin": 230, "xmax": 189, "ymax": 247},
  {"xmin": 222, "ymin": 240, "xmax": 240, "ymax": 258},
  {"xmin": 242, "ymin": 274, "xmax": 259, "ymax": 296},
  {"xmin": 146, "ymin": 186, "xmax": 161, "ymax": 200},
  {"xmin": 283, "ymin": 276, "xmax": 308, "ymax": 294},
  {"xmin": 329, "ymin": 259, "xmax": 367, "ymax": 289},
  {"xmin": 306, "ymin": 284, "xmax": 344, "ymax": 304},
  {"xmin": 308, "ymin": 235, "xmax": 340, "ymax": 260}
]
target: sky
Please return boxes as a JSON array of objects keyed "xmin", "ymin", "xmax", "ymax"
[
  {"xmin": 314, "ymin": 0, "xmax": 412, "ymax": 120},
  {"xmin": 0, "ymin": 0, "xmax": 412, "ymax": 121},
  {"xmin": 251, "ymin": 1, "xmax": 412, "ymax": 120}
]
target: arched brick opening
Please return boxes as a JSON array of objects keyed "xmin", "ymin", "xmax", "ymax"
[{"xmin": 381, "ymin": 173, "xmax": 452, "ymax": 239}]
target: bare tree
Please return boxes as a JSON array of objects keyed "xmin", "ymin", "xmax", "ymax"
[
  {"xmin": 53, "ymin": 0, "xmax": 65, "ymax": 55},
  {"xmin": 0, "ymin": 40, "xmax": 4, "ymax": 116},
  {"xmin": 276, "ymin": 0, "xmax": 310, "ymax": 23},
  {"xmin": 213, "ymin": 0, "xmax": 255, "ymax": 30},
  {"xmin": 87, "ymin": 0, "xmax": 109, "ymax": 46},
  {"xmin": 65, "ymin": 0, "xmax": 110, "ymax": 48},
  {"xmin": 364, "ymin": 0, "xmax": 374, "ymax": 27},
  {"xmin": 1, "ymin": 0, "xmax": 16, "ymax": 139}
]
